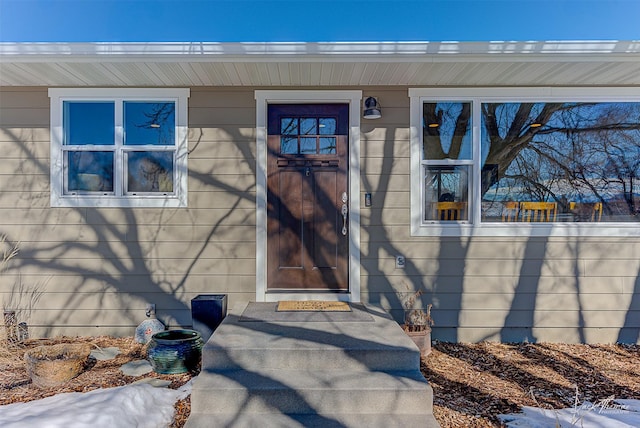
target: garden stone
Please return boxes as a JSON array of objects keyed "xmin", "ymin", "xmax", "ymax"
[
  {"xmin": 132, "ymin": 378, "xmax": 172, "ymax": 388},
  {"xmin": 120, "ymin": 360, "xmax": 153, "ymax": 376},
  {"xmin": 90, "ymin": 347, "xmax": 120, "ymax": 361}
]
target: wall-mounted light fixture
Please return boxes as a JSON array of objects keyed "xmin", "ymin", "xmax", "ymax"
[{"xmin": 363, "ymin": 96, "xmax": 382, "ymax": 119}]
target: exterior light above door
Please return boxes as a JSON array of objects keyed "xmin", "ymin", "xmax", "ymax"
[{"xmin": 363, "ymin": 96, "xmax": 382, "ymax": 119}]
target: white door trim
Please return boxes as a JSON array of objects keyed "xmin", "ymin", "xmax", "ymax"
[{"xmin": 255, "ymin": 90, "xmax": 362, "ymax": 302}]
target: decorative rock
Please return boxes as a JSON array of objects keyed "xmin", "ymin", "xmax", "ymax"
[
  {"xmin": 90, "ymin": 347, "xmax": 120, "ymax": 361},
  {"xmin": 135, "ymin": 318, "xmax": 165, "ymax": 344},
  {"xmin": 132, "ymin": 378, "xmax": 172, "ymax": 388},
  {"xmin": 120, "ymin": 359, "xmax": 153, "ymax": 376}
]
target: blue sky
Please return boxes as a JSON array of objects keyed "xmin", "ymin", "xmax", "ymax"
[{"xmin": 1, "ymin": 0, "xmax": 639, "ymax": 42}]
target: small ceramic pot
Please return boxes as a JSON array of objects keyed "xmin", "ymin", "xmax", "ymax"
[{"xmin": 147, "ymin": 329, "xmax": 203, "ymax": 374}]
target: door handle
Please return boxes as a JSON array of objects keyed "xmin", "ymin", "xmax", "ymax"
[{"xmin": 341, "ymin": 203, "xmax": 348, "ymax": 235}]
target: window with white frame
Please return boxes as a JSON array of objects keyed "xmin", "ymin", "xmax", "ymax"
[
  {"xmin": 421, "ymin": 101, "xmax": 473, "ymax": 222},
  {"xmin": 49, "ymin": 88, "xmax": 189, "ymax": 208},
  {"xmin": 410, "ymin": 88, "xmax": 640, "ymax": 236}
]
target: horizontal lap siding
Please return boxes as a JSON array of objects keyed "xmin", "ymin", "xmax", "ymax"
[
  {"xmin": 360, "ymin": 88, "xmax": 640, "ymax": 344},
  {"xmin": 0, "ymin": 87, "xmax": 257, "ymax": 337},
  {"xmin": 1, "ymin": 86, "xmax": 639, "ymax": 343}
]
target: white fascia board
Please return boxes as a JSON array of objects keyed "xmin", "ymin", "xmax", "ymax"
[{"xmin": 3, "ymin": 41, "xmax": 640, "ymax": 64}]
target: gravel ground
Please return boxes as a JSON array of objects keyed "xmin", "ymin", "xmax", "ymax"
[{"xmin": 1, "ymin": 337, "xmax": 639, "ymax": 427}]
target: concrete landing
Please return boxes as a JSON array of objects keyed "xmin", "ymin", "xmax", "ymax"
[{"xmin": 186, "ymin": 303, "xmax": 439, "ymax": 428}]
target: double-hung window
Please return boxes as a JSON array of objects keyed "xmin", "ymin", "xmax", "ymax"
[
  {"xmin": 49, "ymin": 88, "xmax": 189, "ymax": 208},
  {"xmin": 410, "ymin": 88, "xmax": 640, "ymax": 236}
]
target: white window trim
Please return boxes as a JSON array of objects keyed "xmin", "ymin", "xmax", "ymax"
[
  {"xmin": 410, "ymin": 87, "xmax": 640, "ymax": 237},
  {"xmin": 254, "ymin": 90, "xmax": 362, "ymax": 303},
  {"xmin": 49, "ymin": 88, "xmax": 190, "ymax": 208}
]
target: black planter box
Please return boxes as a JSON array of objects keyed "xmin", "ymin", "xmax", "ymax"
[{"xmin": 191, "ymin": 294, "xmax": 227, "ymax": 342}]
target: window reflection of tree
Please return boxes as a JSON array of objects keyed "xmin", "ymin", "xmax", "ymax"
[
  {"xmin": 423, "ymin": 102, "xmax": 471, "ymax": 160},
  {"xmin": 279, "ymin": 117, "xmax": 339, "ymax": 155},
  {"xmin": 70, "ymin": 152, "xmax": 113, "ymax": 192},
  {"xmin": 281, "ymin": 118, "xmax": 299, "ymax": 154},
  {"xmin": 130, "ymin": 155, "xmax": 172, "ymax": 193},
  {"xmin": 135, "ymin": 103, "xmax": 174, "ymax": 145},
  {"xmin": 425, "ymin": 101, "xmax": 640, "ymax": 220}
]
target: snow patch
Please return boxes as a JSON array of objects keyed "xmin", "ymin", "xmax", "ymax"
[{"xmin": 0, "ymin": 381, "xmax": 191, "ymax": 428}]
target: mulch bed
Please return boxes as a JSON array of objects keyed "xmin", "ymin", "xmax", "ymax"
[
  {"xmin": 1, "ymin": 337, "xmax": 639, "ymax": 427},
  {"xmin": 0, "ymin": 336, "xmax": 193, "ymax": 427},
  {"xmin": 422, "ymin": 341, "xmax": 640, "ymax": 427}
]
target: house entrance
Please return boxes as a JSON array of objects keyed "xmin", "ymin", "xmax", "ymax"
[{"xmin": 266, "ymin": 104, "xmax": 350, "ymax": 292}]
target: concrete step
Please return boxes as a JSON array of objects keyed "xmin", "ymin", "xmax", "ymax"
[
  {"xmin": 190, "ymin": 369, "xmax": 433, "ymax": 415},
  {"xmin": 202, "ymin": 336, "xmax": 418, "ymax": 372},
  {"xmin": 185, "ymin": 412, "xmax": 440, "ymax": 428},
  {"xmin": 186, "ymin": 303, "xmax": 439, "ymax": 427},
  {"xmin": 201, "ymin": 305, "xmax": 420, "ymax": 372}
]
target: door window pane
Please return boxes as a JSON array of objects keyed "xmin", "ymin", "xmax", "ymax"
[
  {"xmin": 124, "ymin": 102, "xmax": 175, "ymax": 146},
  {"xmin": 423, "ymin": 102, "xmax": 472, "ymax": 160},
  {"xmin": 66, "ymin": 151, "xmax": 114, "ymax": 192},
  {"xmin": 127, "ymin": 151, "xmax": 174, "ymax": 193},
  {"xmin": 281, "ymin": 118, "xmax": 298, "ymax": 135},
  {"xmin": 319, "ymin": 118, "xmax": 337, "ymax": 135},
  {"xmin": 300, "ymin": 137, "xmax": 317, "ymax": 154},
  {"xmin": 63, "ymin": 102, "xmax": 114, "ymax": 146},
  {"xmin": 300, "ymin": 118, "xmax": 317, "ymax": 135},
  {"xmin": 281, "ymin": 136, "xmax": 298, "ymax": 154},
  {"xmin": 319, "ymin": 137, "xmax": 336, "ymax": 154}
]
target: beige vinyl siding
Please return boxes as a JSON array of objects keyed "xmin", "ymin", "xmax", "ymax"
[
  {"xmin": 0, "ymin": 87, "xmax": 257, "ymax": 337},
  {"xmin": 359, "ymin": 88, "xmax": 640, "ymax": 344},
  {"xmin": 1, "ymin": 86, "xmax": 639, "ymax": 343}
]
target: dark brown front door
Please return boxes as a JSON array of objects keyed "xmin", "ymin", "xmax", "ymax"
[{"xmin": 267, "ymin": 104, "xmax": 349, "ymax": 291}]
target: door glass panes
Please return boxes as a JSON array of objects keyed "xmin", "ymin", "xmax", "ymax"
[
  {"xmin": 281, "ymin": 136, "xmax": 298, "ymax": 154},
  {"xmin": 281, "ymin": 118, "xmax": 298, "ymax": 134},
  {"xmin": 124, "ymin": 102, "xmax": 175, "ymax": 146},
  {"xmin": 63, "ymin": 102, "xmax": 115, "ymax": 146},
  {"xmin": 66, "ymin": 151, "xmax": 114, "ymax": 192},
  {"xmin": 300, "ymin": 118, "xmax": 317, "ymax": 135},
  {"xmin": 319, "ymin": 118, "xmax": 337, "ymax": 135},
  {"xmin": 423, "ymin": 102, "xmax": 472, "ymax": 160},
  {"xmin": 319, "ymin": 137, "xmax": 337, "ymax": 154},
  {"xmin": 480, "ymin": 102, "xmax": 640, "ymax": 223},
  {"xmin": 127, "ymin": 151, "xmax": 174, "ymax": 193},
  {"xmin": 279, "ymin": 117, "xmax": 338, "ymax": 155},
  {"xmin": 300, "ymin": 137, "xmax": 316, "ymax": 154},
  {"xmin": 424, "ymin": 165, "xmax": 469, "ymax": 221}
]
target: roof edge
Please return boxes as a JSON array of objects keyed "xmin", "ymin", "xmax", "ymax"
[{"xmin": 2, "ymin": 41, "xmax": 640, "ymax": 62}]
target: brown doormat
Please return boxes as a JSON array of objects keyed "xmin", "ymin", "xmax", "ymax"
[{"xmin": 276, "ymin": 300, "xmax": 351, "ymax": 312}]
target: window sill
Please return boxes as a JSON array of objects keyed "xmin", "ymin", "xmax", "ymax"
[
  {"xmin": 51, "ymin": 195, "xmax": 187, "ymax": 208},
  {"xmin": 411, "ymin": 222, "xmax": 640, "ymax": 237}
]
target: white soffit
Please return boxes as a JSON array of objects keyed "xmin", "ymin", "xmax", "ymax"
[{"xmin": 1, "ymin": 41, "xmax": 640, "ymax": 87}]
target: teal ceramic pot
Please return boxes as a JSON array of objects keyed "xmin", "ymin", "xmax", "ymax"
[{"xmin": 147, "ymin": 329, "xmax": 203, "ymax": 374}]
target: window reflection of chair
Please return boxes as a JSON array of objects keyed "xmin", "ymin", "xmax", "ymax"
[
  {"xmin": 501, "ymin": 202, "xmax": 519, "ymax": 222},
  {"xmin": 569, "ymin": 202, "xmax": 603, "ymax": 222},
  {"xmin": 519, "ymin": 202, "xmax": 557, "ymax": 222},
  {"xmin": 437, "ymin": 202, "xmax": 466, "ymax": 221}
]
